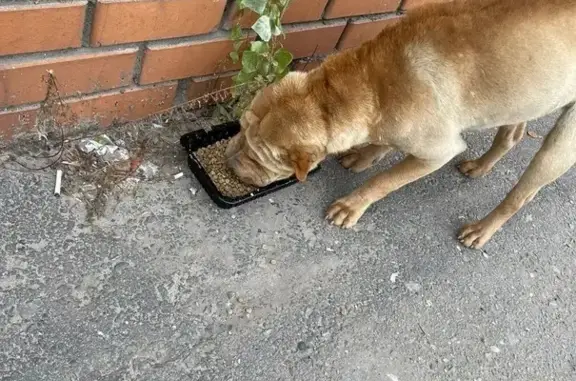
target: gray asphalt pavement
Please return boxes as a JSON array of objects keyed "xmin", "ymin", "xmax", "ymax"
[{"xmin": 1, "ymin": 113, "xmax": 575, "ymax": 381}]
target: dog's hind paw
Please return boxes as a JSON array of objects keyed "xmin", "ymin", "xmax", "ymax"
[
  {"xmin": 338, "ymin": 151, "xmax": 374, "ymax": 173},
  {"xmin": 457, "ymin": 159, "xmax": 493, "ymax": 178},
  {"xmin": 338, "ymin": 145, "xmax": 391, "ymax": 173}
]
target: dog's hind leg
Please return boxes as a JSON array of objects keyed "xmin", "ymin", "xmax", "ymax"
[
  {"xmin": 458, "ymin": 122, "xmax": 526, "ymax": 178},
  {"xmin": 459, "ymin": 105, "xmax": 576, "ymax": 249}
]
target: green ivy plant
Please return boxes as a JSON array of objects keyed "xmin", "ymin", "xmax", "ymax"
[{"xmin": 216, "ymin": 0, "xmax": 293, "ymax": 121}]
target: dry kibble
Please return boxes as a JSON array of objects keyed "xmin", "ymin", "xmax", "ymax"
[{"xmin": 195, "ymin": 138, "xmax": 256, "ymax": 198}]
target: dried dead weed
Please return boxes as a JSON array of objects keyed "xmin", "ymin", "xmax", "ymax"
[{"xmin": 1, "ymin": 71, "xmax": 238, "ymax": 221}]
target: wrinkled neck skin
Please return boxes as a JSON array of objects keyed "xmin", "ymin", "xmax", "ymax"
[{"xmin": 303, "ymin": 40, "xmax": 400, "ymax": 157}]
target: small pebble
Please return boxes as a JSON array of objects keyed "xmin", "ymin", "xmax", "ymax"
[
  {"xmin": 405, "ymin": 282, "xmax": 422, "ymax": 293},
  {"xmin": 297, "ymin": 341, "xmax": 310, "ymax": 351}
]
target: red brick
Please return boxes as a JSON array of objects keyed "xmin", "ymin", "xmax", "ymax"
[
  {"xmin": 67, "ymin": 84, "xmax": 177, "ymax": 127},
  {"xmin": 280, "ymin": 22, "xmax": 346, "ymax": 59},
  {"xmin": 324, "ymin": 0, "xmax": 400, "ymax": 19},
  {"xmin": 227, "ymin": 0, "xmax": 329, "ymax": 28},
  {"xmin": 141, "ymin": 22, "xmax": 344, "ymax": 84},
  {"xmin": 338, "ymin": 17, "xmax": 400, "ymax": 50},
  {"xmin": 91, "ymin": 0, "xmax": 227, "ymax": 46},
  {"xmin": 0, "ymin": 49, "xmax": 138, "ymax": 108},
  {"xmin": 403, "ymin": 0, "xmax": 454, "ymax": 10},
  {"xmin": 140, "ymin": 37, "xmax": 240, "ymax": 85},
  {"xmin": 283, "ymin": 0, "xmax": 330, "ymax": 23},
  {"xmin": 0, "ymin": 106, "xmax": 38, "ymax": 140},
  {"xmin": 187, "ymin": 73, "xmax": 236, "ymax": 105},
  {"xmin": 0, "ymin": 2, "xmax": 85, "ymax": 56},
  {"xmin": 0, "ymin": 85, "xmax": 176, "ymax": 140}
]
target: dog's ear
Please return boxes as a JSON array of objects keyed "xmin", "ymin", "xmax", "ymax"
[
  {"xmin": 289, "ymin": 147, "xmax": 325, "ymax": 182},
  {"xmin": 250, "ymin": 85, "xmax": 274, "ymax": 119},
  {"xmin": 240, "ymin": 110, "xmax": 260, "ymax": 130},
  {"xmin": 241, "ymin": 85, "xmax": 275, "ymax": 130},
  {"xmin": 292, "ymin": 151, "xmax": 311, "ymax": 182}
]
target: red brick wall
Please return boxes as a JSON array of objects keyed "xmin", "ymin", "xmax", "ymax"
[{"xmin": 0, "ymin": 0, "xmax": 447, "ymax": 139}]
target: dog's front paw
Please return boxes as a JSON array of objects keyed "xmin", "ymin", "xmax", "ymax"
[
  {"xmin": 326, "ymin": 195, "xmax": 371, "ymax": 228},
  {"xmin": 458, "ymin": 220, "xmax": 498, "ymax": 249}
]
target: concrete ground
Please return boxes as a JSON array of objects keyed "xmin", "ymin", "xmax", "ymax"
[{"xmin": 1, "ymin": 113, "xmax": 575, "ymax": 381}]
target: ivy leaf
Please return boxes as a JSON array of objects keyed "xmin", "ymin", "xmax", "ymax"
[
  {"xmin": 231, "ymin": 24, "xmax": 245, "ymax": 51},
  {"xmin": 229, "ymin": 51, "xmax": 240, "ymax": 63},
  {"xmin": 234, "ymin": 69, "xmax": 257, "ymax": 84},
  {"xmin": 231, "ymin": 24, "xmax": 243, "ymax": 41},
  {"xmin": 241, "ymin": 50, "xmax": 261, "ymax": 73},
  {"xmin": 241, "ymin": 0, "xmax": 267, "ymax": 15},
  {"xmin": 250, "ymin": 40, "xmax": 269, "ymax": 54},
  {"xmin": 252, "ymin": 15, "xmax": 272, "ymax": 42},
  {"xmin": 268, "ymin": 4, "xmax": 284, "ymax": 37},
  {"xmin": 258, "ymin": 60, "xmax": 271, "ymax": 76},
  {"xmin": 269, "ymin": 4, "xmax": 281, "ymax": 23},
  {"xmin": 271, "ymin": 20, "xmax": 282, "ymax": 36},
  {"xmin": 276, "ymin": 67, "xmax": 290, "ymax": 80},
  {"xmin": 274, "ymin": 48, "xmax": 293, "ymax": 72},
  {"xmin": 216, "ymin": 103, "xmax": 234, "ymax": 122}
]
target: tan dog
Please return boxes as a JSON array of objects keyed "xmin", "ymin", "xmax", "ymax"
[{"xmin": 226, "ymin": 0, "xmax": 576, "ymax": 249}]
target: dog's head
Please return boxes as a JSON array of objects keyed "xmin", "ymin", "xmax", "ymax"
[{"xmin": 225, "ymin": 72, "xmax": 328, "ymax": 187}]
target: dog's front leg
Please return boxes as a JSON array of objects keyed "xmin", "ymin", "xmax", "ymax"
[{"xmin": 326, "ymin": 143, "xmax": 463, "ymax": 228}]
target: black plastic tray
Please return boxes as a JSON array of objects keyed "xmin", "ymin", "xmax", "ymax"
[{"xmin": 180, "ymin": 121, "xmax": 320, "ymax": 209}]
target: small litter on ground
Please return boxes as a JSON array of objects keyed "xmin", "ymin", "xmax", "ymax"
[
  {"xmin": 138, "ymin": 162, "xmax": 159, "ymax": 180},
  {"xmin": 54, "ymin": 170, "xmax": 63, "ymax": 197}
]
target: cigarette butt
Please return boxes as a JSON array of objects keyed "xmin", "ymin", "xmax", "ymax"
[
  {"xmin": 54, "ymin": 170, "xmax": 63, "ymax": 196},
  {"xmin": 173, "ymin": 172, "xmax": 184, "ymax": 180}
]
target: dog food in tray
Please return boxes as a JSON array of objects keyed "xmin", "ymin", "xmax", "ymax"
[{"xmin": 180, "ymin": 121, "xmax": 320, "ymax": 209}]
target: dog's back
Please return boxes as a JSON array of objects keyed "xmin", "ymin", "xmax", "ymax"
[{"xmin": 360, "ymin": 0, "xmax": 576, "ymax": 130}]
